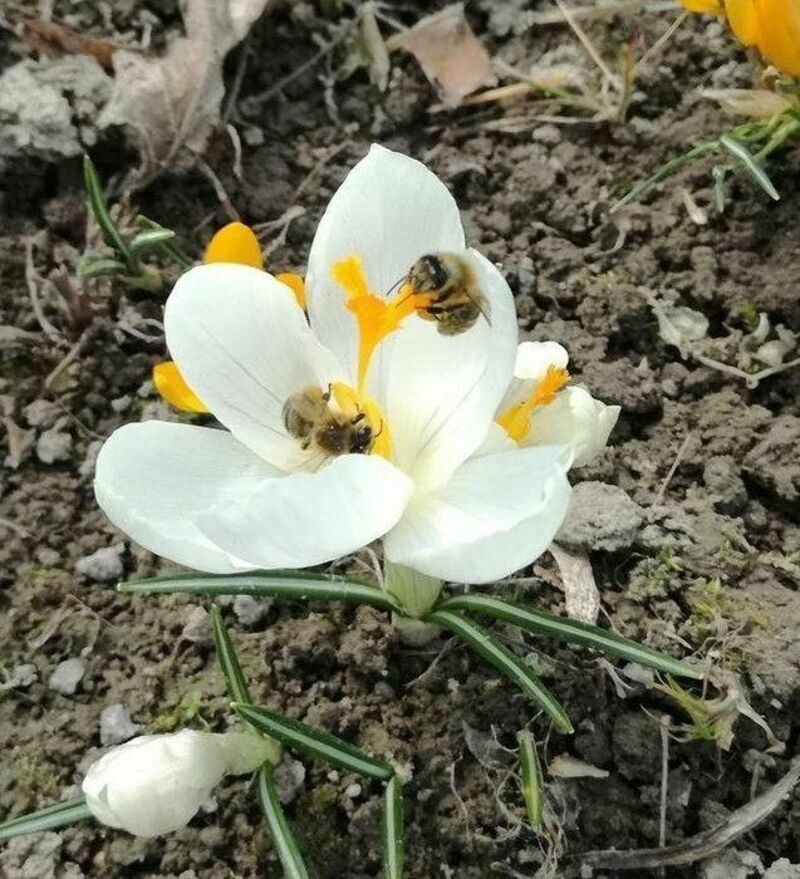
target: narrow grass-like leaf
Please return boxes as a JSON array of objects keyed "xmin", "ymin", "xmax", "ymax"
[
  {"xmin": 719, "ymin": 134, "xmax": 780, "ymax": 200},
  {"xmin": 83, "ymin": 155, "xmax": 135, "ymax": 269},
  {"xmin": 130, "ymin": 228, "xmax": 176, "ymax": 255},
  {"xmin": 210, "ymin": 606, "xmax": 251, "ymax": 704},
  {"xmin": 235, "ymin": 703, "xmax": 394, "ymax": 781},
  {"xmin": 138, "ymin": 216, "xmax": 194, "ymax": 268},
  {"xmin": 0, "ymin": 797, "xmax": 93, "ymax": 842},
  {"xmin": 77, "ymin": 256, "xmax": 128, "ymax": 278},
  {"xmin": 427, "ymin": 610, "xmax": 573, "ymax": 734},
  {"xmin": 382, "ymin": 776, "xmax": 405, "ymax": 879},
  {"xmin": 257, "ymin": 766, "xmax": 310, "ymax": 879},
  {"xmin": 438, "ymin": 594, "xmax": 703, "ymax": 680},
  {"xmin": 119, "ymin": 571, "xmax": 400, "ymax": 612},
  {"xmin": 517, "ymin": 731, "xmax": 544, "ymax": 831}
]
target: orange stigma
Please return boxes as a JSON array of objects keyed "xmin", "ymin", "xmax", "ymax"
[{"xmin": 497, "ymin": 365, "xmax": 570, "ymax": 443}]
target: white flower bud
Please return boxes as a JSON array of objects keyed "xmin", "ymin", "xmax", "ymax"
[{"xmin": 82, "ymin": 729, "xmax": 276, "ymax": 837}]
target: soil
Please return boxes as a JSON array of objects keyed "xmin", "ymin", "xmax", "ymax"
[{"xmin": 1, "ymin": 1, "xmax": 800, "ymax": 878}]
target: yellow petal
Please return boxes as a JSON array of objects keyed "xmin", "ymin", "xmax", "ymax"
[
  {"xmin": 678, "ymin": 0, "xmax": 725, "ymax": 12},
  {"xmin": 724, "ymin": 0, "xmax": 760, "ymax": 45},
  {"xmin": 152, "ymin": 361, "xmax": 208, "ymax": 413},
  {"xmin": 754, "ymin": 0, "xmax": 800, "ymax": 75},
  {"xmin": 203, "ymin": 221, "xmax": 264, "ymax": 268},
  {"xmin": 276, "ymin": 272, "xmax": 306, "ymax": 310}
]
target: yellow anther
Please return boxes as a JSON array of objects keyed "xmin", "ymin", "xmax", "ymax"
[
  {"xmin": 331, "ymin": 256, "xmax": 431, "ymax": 393},
  {"xmin": 497, "ymin": 365, "xmax": 570, "ymax": 443},
  {"xmin": 203, "ymin": 221, "xmax": 264, "ymax": 269},
  {"xmin": 152, "ymin": 361, "xmax": 208, "ymax": 414},
  {"xmin": 276, "ymin": 272, "xmax": 306, "ymax": 310}
]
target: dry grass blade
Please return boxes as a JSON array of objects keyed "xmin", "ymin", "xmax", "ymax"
[{"xmin": 578, "ymin": 756, "xmax": 800, "ymax": 869}]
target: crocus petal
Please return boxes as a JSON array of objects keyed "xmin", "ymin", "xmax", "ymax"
[
  {"xmin": 83, "ymin": 731, "xmax": 229, "ymax": 838},
  {"xmin": 204, "ymin": 221, "xmax": 264, "ymax": 268},
  {"xmin": 152, "ymin": 361, "xmax": 208, "ymax": 413},
  {"xmin": 95, "ymin": 422, "xmax": 280, "ymax": 573},
  {"xmin": 724, "ymin": 0, "xmax": 760, "ymax": 45},
  {"xmin": 305, "ymin": 144, "xmax": 465, "ymax": 382},
  {"xmin": 679, "ymin": 0, "xmax": 725, "ymax": 11},
  {"xmin": 384, "ymin": 445, "xmax": 571, "ymax": 582},
  {"xmin": 199, "ymin": 452, "xmax": 413, "ymax": 569},
  {"xmin": 375, "ymin": 249, "xmax": 518, "ymax": 489},
  {"xmin": 164, "ymin": 262, "xmax": 345, "ymax": 472},
  {"xmin": 520, "ymin": 387, "xmax": 621, "ymax": 468},
  {"xmin": 96, "ymin": 421, "xmax": 413, "ymax": 572},
  {"xmin": 498, "ymin": 341, "xmax": 570, "ymax": 412},
  {"xmin": 753, "ymin": 0, "xmax": 800, "ymax": 76}
]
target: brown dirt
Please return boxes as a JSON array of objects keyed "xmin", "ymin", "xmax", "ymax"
[{"xmin": 2, "ymin": 2, "xmax": 800, "ymax": 878}]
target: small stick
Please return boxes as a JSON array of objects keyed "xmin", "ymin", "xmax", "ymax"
[
  {"xmin": 658, "ymin": 716, "xmax": 671, "ymax": 879},
  {"xmin": 653, "ymin": 432, "xmax": 693, "ymax": 505},
  {"xmin": 25, "ymin": 235, "xmax": 62, "ymax": 344},
  {"xmin": 578, "ymin": 756, "xmax": 800, "ymax": 870},
  {"xmin": 554, "ymin": 0, "xmax": 622, "ymax": 91},
  {"xmin": 44, "ymin": 326, "xmax": 92, "ymax": 390},
  {"xmin": 193, "ymin": 155, "xmax": 239, "ymax": 221}
]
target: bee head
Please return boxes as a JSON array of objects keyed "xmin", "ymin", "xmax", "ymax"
[
  {"xmin": 350, "ymin": 422, "xmax": 374, "ymax": 454},
  {"xmin": 409, "ymin": 254, "xmax": 449, "ymax": 293}
]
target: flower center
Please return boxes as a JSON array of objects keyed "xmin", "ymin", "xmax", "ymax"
[
  {"xmin": 331, "ymin": 256, "xmax": 433, "ymax": 394},
  {"xmin": 496, "ymin": 365, "xmax": 570, "ymax": 443}
]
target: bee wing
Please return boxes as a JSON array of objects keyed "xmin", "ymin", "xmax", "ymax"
[{"xmin": 466, "ymin": 287, "xmax": 492, "ymax": 325}]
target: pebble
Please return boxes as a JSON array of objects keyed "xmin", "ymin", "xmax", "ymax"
[
  {"xmin": 233, "ymin": 594, "xmax": 273, "ymax": 626},
  {"xmin": 75, "ymin": 546, "xmax": 124, "ymax": 583},
  {"xmin": 35, "ymin": 547, "xmax": 60, "ymax": 566},
  {"xmin": 36, "ymin": 428, "xmax": 72, "ymax": 464},
  {"xmin": 556, "ymin": 482, "xmax": 644, "ymax": 552},
  {"xmin": 100, "ymin": 704, "xmax": 138, "ymax": 746},
  {"xmin": 345, "ymin": 783, "xmax": 362, "ymax": 799},
  {"xmin": 273, "ymin": 755, "xmax": 306, "ymax": 804},
  {"xmin": 23, "ymin": 399, "xmax": 58, "ymax": 428},
  {"xmin": 181, "ymin": 605, "xmax": 211, "ymax": 645},
  {"xmin": 48, "ymin": 657, "xmax": 85, "ymax": 695},
  {"xmin": 111, "ymin": 395, "xmax": 132, "ymax": 413},
  {"xmin": 0, "ymin": 663, "xmax": 38, "ymax": 691}
]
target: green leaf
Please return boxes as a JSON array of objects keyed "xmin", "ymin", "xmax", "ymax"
[
  {"xmin": 438, "ymin": 594, "xmax": 703, "ymax": 680},
  {"xmin": 210, "ymin": 606, "xmax": 251, "ymax": 704},
  {"xmin": 426, "ymin": 610, "xmax": 573, "ymax": 734},
  {"xmin": 234, "ymin": 703, "xmax": 394, "ymax": 781},
  {"xmin": 719, "ymin": 134, "xmax": 780, "ymax": 201},
  {"xmin": 119, "ymin": 571, "xmax": 400, "ymax": 613},
  {"xmin": 517, "ymin": 731, "xmax": 544, "ymax": 831},
  {"xmin": 77, "ymin": 256, "xmax": 129, "ymax": 279},
  {"xmin": 137, "ymin": 216, "xmax": 194, "ymax": 269},
  {"xmin": 257, "ymin": 766, "xmax": 310, "ymax": 879},
  {"xmin": 382, "ymin": 776, "xmax": 405, "ymax": 879},
  {"xmin": 83, "ymin": 155, "xmax": 136, "ymax": 269},
  {"xmin": 130, "ymin": 228, "xmax": 176, "ymax": 255},
  {"xmin": 0, "ymin": 797, "xmax": 93, "ymax": 842}
]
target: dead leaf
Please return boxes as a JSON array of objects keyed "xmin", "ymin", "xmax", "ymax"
[
  {"xmin": 549, "ymin": 543, "xmax": 600, "ymax": 624},
  {"xmin": 700, "ymin": 88, "xmax": 792, "ymax": 119},
  {"xmin": 20, "ymin": 18, "xmax": 117, "ymax": 71},
  {"xmin": 388, "ymin": 4, "xmax": 496, "ymax": 107},
  {"xmin": 548, "ymin": 753, "xmax": 609, "ymax": 779},
  {"xmin": 359, "ymin": 3, "xmax": 390, "ymax": 92},
  {"xmin": 100, "ymin": 0, "xmax": 274, "ymax": 176}
]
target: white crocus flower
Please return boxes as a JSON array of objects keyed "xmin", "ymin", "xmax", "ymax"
[
  {"xmin": 95, "ymin": 145, "xmax": 571, "ymax": 588},
  {"xmin": 496, "ymin": 341, "xmax": 620, "ymax": 468},
  {"xmin": 82, "ymin": 730, "xmax": 275, "ymax": 837}
]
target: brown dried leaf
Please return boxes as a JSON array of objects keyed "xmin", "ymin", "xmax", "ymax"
[
  {"xmin": 389, "ymin": 4, "xmax": 496, "ymax": 107},
  {"xmin": 548, "ymin": 543, "xmax": 600, "ymax": 624},
  {"xmin": 99, "ymin": 0, "xmax": 273, "ymax": 176},
  {"xmin": 700, "ymin": 88, "xmax": 793, "ymax": 119},
  {"xmin": 20, "ymin": 18, "xmax": 117, "ymax": 71}
]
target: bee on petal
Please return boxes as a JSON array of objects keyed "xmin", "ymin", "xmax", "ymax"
[
  {"xmin": 283, "ymin": 385, "xmax": 376, "ymax": 457},
  {"xmin": 405, "ymin": 253, "xmax": 491, "ymax": 336}
]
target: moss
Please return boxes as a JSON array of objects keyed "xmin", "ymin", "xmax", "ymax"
[{"xmin": 15, "ymin": 757, "xmax": 61, "ymax": 803}]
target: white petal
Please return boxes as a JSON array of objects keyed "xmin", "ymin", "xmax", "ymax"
[
  {"xmin": 384, "ymin": 445, "xmax": 571, "ymax": 582},
  {"xmin": 96, "ymin": 421, "xmax": 413, "ymax": 572},
  {"xmin": 498, "ymin": 341, "xmax": 570, "ymax": 412},
  {"xmin": 305, "ymin": 144, "xmax": 465, "ymax": 381},
  {"xmin": 165, "ymin": 262, "xmax": 345, "ymax": 471},
  {"xmin": 95, "ymin": 422, "xmax": 279, "ymax": 573},
  {"xmin": 374, "ymin": 249, "xmax": 518, "ymax": 490},
  {"xmin": 199, "ymin": 452, "xmax": 413, "ymax": 568},
  {"xmin": 521, "ymin": 387, "xmax": 620, "ymax": 468},
  {"xmin": 83, "ymin": 731, "xmax": 229, "ymax": 837}
]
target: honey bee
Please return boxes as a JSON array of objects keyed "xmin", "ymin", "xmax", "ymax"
[
  {"xmin": 405, "ymin": 253, "xmax": 491, "ymax": 336},
  {"xmin": 282, "ymin": 386, "xmax": 375, "ymax": 456}
]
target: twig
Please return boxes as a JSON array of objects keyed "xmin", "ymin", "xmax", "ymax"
[
  {"xmin": 658, "ymin": 716, "xmax": 671, "ymax": 879},
  {"xmin": 554, "ymin": 0, "xmax": 622, "ymax": 91},
  {"xmin": 293, "ymin": 143, "xmax": 347, "ymax": 200},
  {"xmin": 636, "ymin": 10, "xmax": 689, "ymax": 73},
  {"xmin": 653, "ymin": 431, "xmax": 693, "ymax": 505},
  {"xmin": 193, "ymin": 155, "xmax": 239, "ymax": 221},
  {"xmin": 528, "ymin": 1, "xmax": 679, "ymax": 24},
  {"xmin": 578, "ymin": 756, "xmax": 800, "ymax": 870},
  {"xmin": 44, "ymin": 326, "xmax": 92, "ymax": 390},
  {"xmin": 24, "ymin": 235, "xmax": 63, "ymax": 344},
  {"xmin": 222, "ymin": 34, "xmax": 251, "ymax": 122}
]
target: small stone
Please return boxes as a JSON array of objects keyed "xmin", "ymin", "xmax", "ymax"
[
  {"xmin": 765, "ymin": 860, "xmax": 800, "ymax": 879},
  {"xmin": 345, "ymin": 783, "xmax": 362, "ymax": 799},
  {"xmin": 181, "ymin": 605, "xmax": 211, "ymax": 644},
  {"xmin": 48, "ymin": 658, "xmax": 85, "ymax": 695},
  {"xmin": 273, "ymin": 755, "xmax": 306, "ymax": 805},
  {"xmin": 100, "ymin": 704, "xmax": 138, "ymax": 746},
  {"xmin": 79, "ymin": 440, "xmax": 102, "ymax": 478},
  {"xmin": 36, "ymin": 428, "xmax": 72, "ymax": 464},
  {"xmin": 532, "ymin": 123, "xmax": 561, "ymax": 145},
  {"xmin": 23, "ymin": 399, "xmax": 58, "ymax": 428},
  {"xmin": 556, "ymin": 482, "xmax": 645, "ymax": 552},
  {"xmin": 233, "ymin": 594, "xmax": 273, "ymax": 626},
  {"xmin": 35, "ymin": 547, "xmax": 60, "ymax": 566},
  {"xmin": 111, "ymin": 395, "xmax": 132, "ymax": 413},
  {"xmin": 0, "ymin": 663, "xmax": 38, "ymax": 691},
  {"xmin": 75, "ymin": 546, "xmax": 124, "ymax": 583}
]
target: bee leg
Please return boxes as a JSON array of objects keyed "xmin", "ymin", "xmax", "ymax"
[
  {"xmin": 323, "ymin": 384, "xmax": 332, "ymax": 402},
  {"xmin": 351, "ymin": 412, "xmax": 367, "ymax": 425},
  {"xmin": 301, "ymin": 440, "xmax": 310, "ymax": 450}
]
